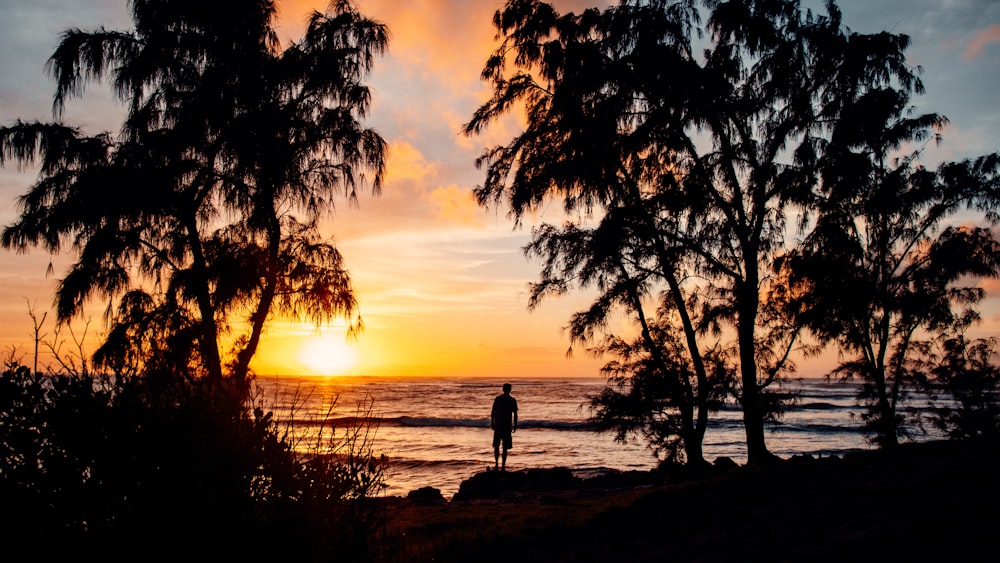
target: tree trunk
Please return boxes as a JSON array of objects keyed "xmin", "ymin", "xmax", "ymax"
[
  {"xmin": 683, "ymin": 425, "xmax": 707, "ymax": 467},
  {"xmin": 232, "ymin": 203, "xmax": 282, "ymax": 396},
  {"xmin": 626, "ymin": 183, "xmax": 712, "ymax": 465},
  {"xmin": 185, "ymin": 217, "xmax": 224, "ymax": 382},
  {"xmin": 619, "ymin": 261, "xmax": 706, "ymax": 466},
  {"xmin": 661, "ymin": 266, "xmax": 710, "ymax": 463},
  {"xmin": 872, "ymin": 368, "xmax": 899, "ymax": 448},
  {"xmin": 736, "ymin": 277, "xmax": 775, "ymax": 465}
]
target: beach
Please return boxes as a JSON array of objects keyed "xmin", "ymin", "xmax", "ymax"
[{"xmin": 377, "ymin": 438, "xmax": 1000, "ymax": 562}]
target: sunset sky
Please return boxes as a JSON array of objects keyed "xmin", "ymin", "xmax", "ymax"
[{"xmin": 0, "ymin": 0, "xmax": 998, "ymax": 379}]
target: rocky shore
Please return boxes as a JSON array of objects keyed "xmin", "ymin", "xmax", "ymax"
[{"xmin": 377, "ymin": 439, "xmax": 1000, "ymax": 562}]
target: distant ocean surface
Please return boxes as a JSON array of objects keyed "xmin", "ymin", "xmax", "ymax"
[{"xmin": 251, "ymin": 375, "xmax": 942, "ymax": 499}]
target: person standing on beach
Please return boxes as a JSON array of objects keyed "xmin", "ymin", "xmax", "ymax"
[{"xmin": 490, "ymin": 383, "xmax": 518, "ymax": 470}]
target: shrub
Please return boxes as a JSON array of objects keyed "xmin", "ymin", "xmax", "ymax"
[{"xmin": 0, "ymin": 363, "xmax": 387, "ymax": 561}]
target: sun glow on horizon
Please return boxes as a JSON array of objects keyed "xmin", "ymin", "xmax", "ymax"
[{"xmin": 298, "ymin": 333, "xmax": 360, "ymax": 376}]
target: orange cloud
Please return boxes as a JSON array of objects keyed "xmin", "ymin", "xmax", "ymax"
[
  {"xmin": 981, "ymin": 276, "xmax": 1000, "ymax": 295},
  {"xmin": 386, "ymin": 140, "xmax": 440, "ymax": 183},
  {"xmin": 964, "ymin": 25, "xmax": 1000, "ymax": 60},
  {"xmin": 360, "ymin": 0, "xmax": 499, "ymax": 74},
  {"xmin": 326, "ymin": 140, "xmax": 483, "ymax": 240},
  {"xmin": 276, "ymin": 1, "xmax": 597, "ymax": 83},
  {"xmin": 276, "ymin": 0, "xmax": 499, "ymax": 76},
  {"xmin": 427, "ymin": 184, "xmax": 482, "ymax": 225}
]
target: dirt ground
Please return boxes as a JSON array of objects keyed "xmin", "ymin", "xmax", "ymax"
[{"xmin": 377, "ymin": 439, "xmax": 1000, "ymax": 562}]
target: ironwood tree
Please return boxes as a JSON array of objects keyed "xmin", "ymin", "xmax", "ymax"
[
  {"xmin": 0, "ymin": 0, "xmax": 387, "ymax": 392},
  {"xmin": 781, "ymin": 81, "xmax": 1000, "ymax": 446},
  {"xmin": 464, "ymin": 0, "xmax": 972, "ymax": 463},
  {"xmin": 922, "ymin": 334, "xmax": 1000, "ymax": 440}
]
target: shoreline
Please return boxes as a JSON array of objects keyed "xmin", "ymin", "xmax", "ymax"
[{"xmin": 377, "ymin": 438, "xmax": 1000, "ymax": 562}]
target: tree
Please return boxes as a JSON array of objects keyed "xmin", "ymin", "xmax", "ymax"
[
  {"xmin": 0, "ymin": 0, "xmax": 387, "ymax": 391},
  {"xmin": 785, "ymin": 81, "xmax": 1000, "ymax": 445},
  {"xmin": 465, "ymin": 0, "xmax": 732, "ymax": 465},
  {"xmin": 524, "ymin": 208, "xmax": 730, "ymax": 465},
  {"xmin": 586, "ymin": 303, "xmax": 733, "ymax": 465},
  {"xmin": 922, "ymin": 333, "xmax": 1000, "ymax": 440},
  {"xmin": 465, "ymin": 0, "xmax": 920, "ymax": 464}
]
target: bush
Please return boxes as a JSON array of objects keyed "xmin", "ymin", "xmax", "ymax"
[
  {"xmin": 927, "ymin": 336, "xmax": 1000, "ymax": 440},
  {"xmin": 0, "ymin": 363, "xmax": 387, "ymax": 561}
]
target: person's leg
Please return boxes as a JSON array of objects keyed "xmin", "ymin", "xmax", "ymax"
[
  {"xmin": 493, "ymin": 432, "xmax": 500, "ymax": 468},
  {"xmin": 501, "ymin": 433, "xmax": 511, "ymax": 469}
]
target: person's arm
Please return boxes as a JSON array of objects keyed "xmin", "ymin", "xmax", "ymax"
[{"xmin": 512, "ymin": 405, "xmax": 518, "ymax": 433}]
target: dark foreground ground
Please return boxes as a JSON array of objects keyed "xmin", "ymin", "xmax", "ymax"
[{"xmin": 377, "ymin": 439, "xmax": 1000, "ymax": 562}]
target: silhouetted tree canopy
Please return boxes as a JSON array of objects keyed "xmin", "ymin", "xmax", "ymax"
[
  {"xmin": 780, "ymin": 83, "xmax": 1000, "ymax": 446},
  {"xmin": 0, "ymin": 0, "xmax": 388, "ymax": 390},
  {"xmin": 466, "ymin": 0, "xmax": 1000, "ymax": 463},
  {"xmin": 922, "ymin": 334, "xmax": 1000, "ymax": 439}
]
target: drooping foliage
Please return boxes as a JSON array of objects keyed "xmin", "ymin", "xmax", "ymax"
[
  {"xmin": 587, "ymin": 313, "xmax": 733, "ymax": 464},
  {"xmin": 784, "ymin": 84, "xmax": 1000, "ymax": 444},
  {"xmin": 0, "ymin": 0, "xmax": 388, "ymax": 390},
  {"xmin": 920, "ymin": 334, "xmax": 1000, "ymax": 440},
  {"xmin": 466, "ymin": 0, "xmax": 999, "ymax": 463}
]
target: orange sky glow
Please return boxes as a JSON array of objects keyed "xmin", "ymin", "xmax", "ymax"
[{"xmin": 1, "ymin": 1, "xmax": 998, "ymax": 379}]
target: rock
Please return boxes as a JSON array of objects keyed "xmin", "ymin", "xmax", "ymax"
[
  {"xmin": 453, "ymin": 467, "xmax": 581, "ymax": 501},
  {"xmin": 712, "ymin": 456, "xmax": 739, "ymax": 470},
  {"xmin": 407, "ymin": 486, "xmax": 447, "ymax": 505},
  {"xmin": 578, "ymin": 469, "xmax": 661, "ymax": 491},
  {"xmin": 788, "ymin": 453, "xmax": 816, "ymax": 463}
]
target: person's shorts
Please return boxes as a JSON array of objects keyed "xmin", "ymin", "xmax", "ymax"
[{"xmin": 493, "ymin": 430, "xmax": 512, "ymax": 449}]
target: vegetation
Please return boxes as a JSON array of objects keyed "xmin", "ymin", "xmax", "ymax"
[
  {"xmin": 465, "ymin": 0, "xmax": 1000, "ymax": 462},
  {"xmin": 0, "ymin": 0, "xmax": 391, "ymax": 559},
  {"xmin": 1, "ymin": 0, "xmax": 999, "ymax": 558},
  {"xmin": 0, "ymin": 360, "xmax": 387, "ymax": 560},
  {"xmin": 922, "ymin": 334, "xmax": 1000, "ymax": 439},
  {"xmin": 782, "ymin": 71, "xmax": 1000, "ymax": 446},
  {"xmin": 380, "ymin": 439, "xmax": 1000, "ymax": 562},
  {"xmin": 0, "ymin": 0, "xmax": 387, "ymax": 392}
]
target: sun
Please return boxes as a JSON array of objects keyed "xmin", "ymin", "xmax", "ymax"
[{"xmin": 298, "ymin": 333, "xmax": 359, "ymax": 375}]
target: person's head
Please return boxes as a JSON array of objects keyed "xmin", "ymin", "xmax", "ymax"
[{"xmin": 502, "ymin": 383, "xmax": 512, "ymax": 394}]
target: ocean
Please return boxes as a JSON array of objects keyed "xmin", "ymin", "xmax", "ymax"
[{"xmin": 251, "ymin": 375, "xmax": 941, "ymax": 499}]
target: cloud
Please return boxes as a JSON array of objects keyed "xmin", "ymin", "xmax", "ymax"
[
  {"xmin": 385, "ymin": 140, "xmax": 440, "ymax": 183},
  {"xmin": 333, "ymin": 226, "xmax": 534, "ymax": 344},
  {"xmin": 427, "ymin": 184, "xmax": 482, "ymax": 225},
  {"xmin": 370, "ymin": 0, "xmax": 496, "ymax": 71},
  {"xmin": 963, "ymin": 24, "xmax": 1000, "ymax": 60},
  {"xmin": 277, "ymin": 0, "xmax": 499, "ymax": 79},
  {"xmin": 327, "ymin": 140, "xmax": 486, "ymax": 240},
  {"xmin": 981, "ymin": 276, "xmax": 1000, "ymax": 294}
]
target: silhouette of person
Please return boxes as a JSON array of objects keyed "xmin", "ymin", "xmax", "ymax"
[{"xmin": 490, "ymin": 383, "xmax": 518, "ymax": 470}]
